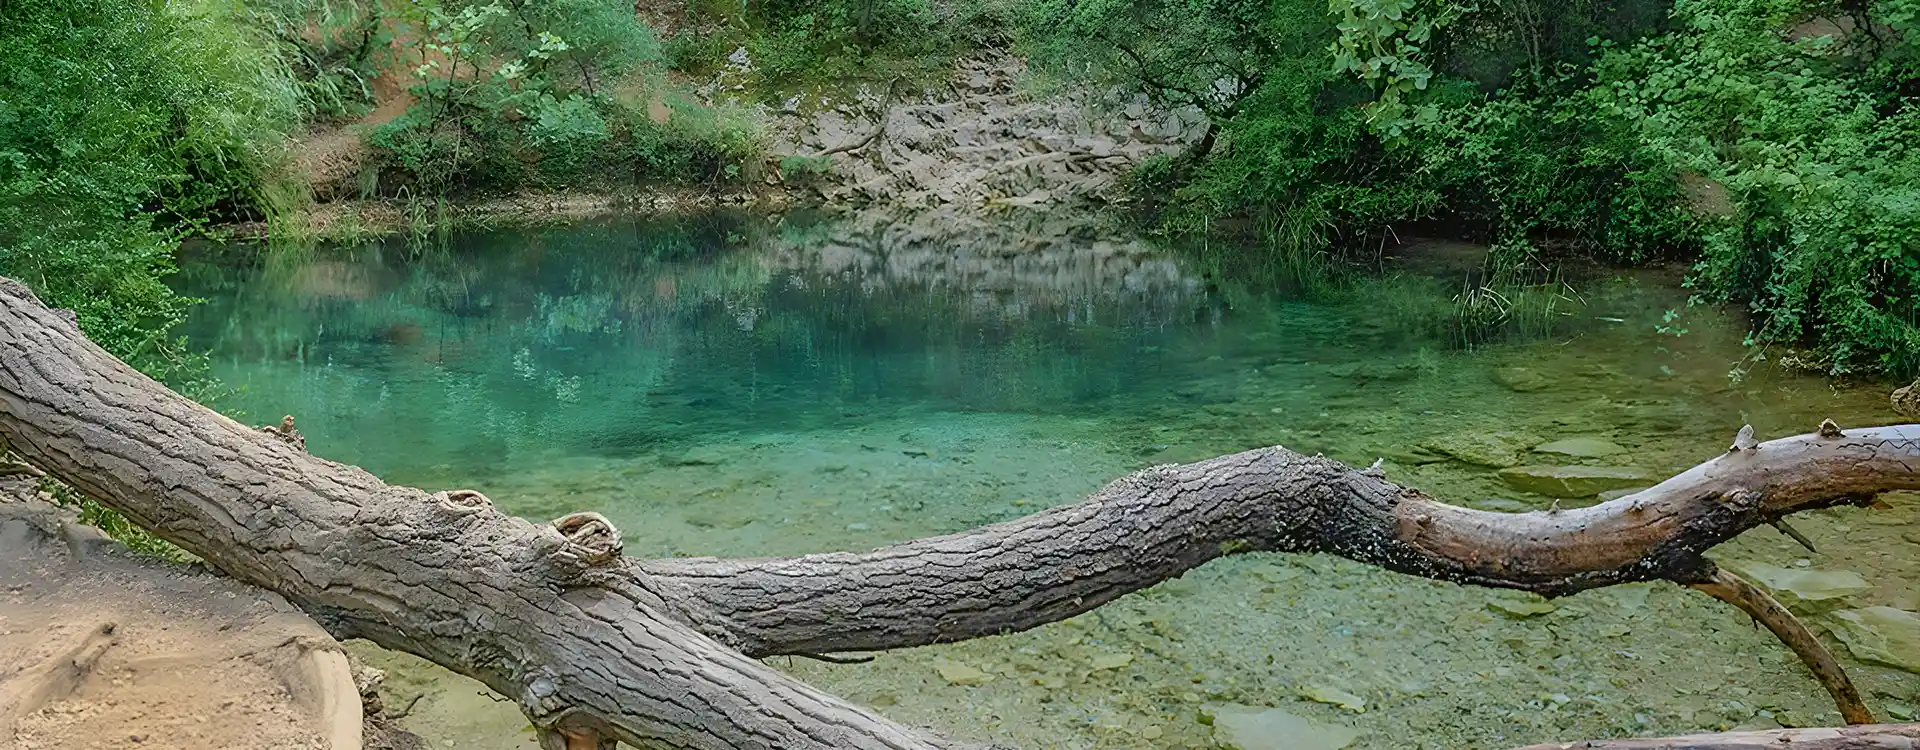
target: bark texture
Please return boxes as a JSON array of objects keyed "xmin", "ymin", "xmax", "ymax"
[
  {"xmin": 1511, "ymin": 723, "xmax": 1920, "ymax": 749},
  {"xmin": 2, "ymin": 274, "xmax": 1917, "ymax": 749}
]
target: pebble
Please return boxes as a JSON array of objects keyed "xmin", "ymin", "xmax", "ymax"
[{"xmin": 932, "ymin": 657, "xmax": 995, "ymax": 686}]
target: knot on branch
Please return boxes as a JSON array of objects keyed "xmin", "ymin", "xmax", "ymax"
[
  {"xmin": 520, "ymin": 673, "xmax": 566, "ymax": 718},
  {"xmin": 1819, "ymin": 418, "xmax": 1845, "ymax": 439},
  {"xmin": 544, "ymin": 511, "xmax": 623, "ymax": 575},
  {"xmin": 435, "ymin": 489, "xmax": 493, "ymax": 516},
  {"xmin": 1717, "ymin": 488, "xmax": 1762, "ymax": 511},
  {"xmin": 1729, "ymin": 424, "xmax": 1758, "ymax": 452},
  {"xmin": 258, "ymin": 415, "xmax": 307, "ymax": 452}
]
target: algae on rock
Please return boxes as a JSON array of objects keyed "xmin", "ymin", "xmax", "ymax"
[{"xmin": 1532, "ymin": 437, "xmax": 1628, "ymax": 459}]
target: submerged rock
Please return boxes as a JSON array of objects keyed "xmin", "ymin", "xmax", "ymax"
[
  {"xmin": 1726, "ymin": 562, "xmax": 1871, "ymax": 613},
  {"xmin": 1421, "ymin": 432, "xmax": 1534, "ymax": 468},
  {"xmin": 931, "ymin": 657, "xmax": 996, "ymax": 686},
  {"xmin": 1498, "ymin": 465, "xmax": 1653, "ymax": 497},
  {"xmin": 1488, "ymin": 596, "xmax": 1558, "ymax": 618},
  {"xmin": 1829, "ymin": 607, "xmax": 1920, "ymax": 673},
  {"xmin": 1298, "ymin": 683, "xmax": 1366, "ymax": 712},
  {"xmin": 662, "ymin": 447, "xmax": 729, "ymax": 466},
  {"xmin": 1491, "ymin": 366, "xmax": 1553, "ymax": 392},
  {"xmin": 1328, "ymin": 361, "xmax": 1421, "ymax": 384},
  {"xmin": 1533, "ymin": 437, "xmax": 1627, "ymax": 459},
  {"xmin": 1206, "ymin": 704, "xmax": 1359, "ymax": 750},
  {"xmin": 1382, "ymin": 446, "xmax": 1450, "ymax": 466}
]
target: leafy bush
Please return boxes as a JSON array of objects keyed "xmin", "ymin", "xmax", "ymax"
[
  {"xmin": 744, "ymin": 0, "xmax": 1003, "ymax": 88},
  {"xmin": 353, "ymin": 0, "xmax": 761, "ymax": 193},
  {"xmin": 1034, "ymin": 0, "xmax": 1920, "ymax": 371},
  {"xmin": 1572, "ymin": 0, "xmax": 1920, "ymax": 371},
  {"xmin": 0, "ymin": 0, "xmax": 296, "ymax": 382},
  {"xmin": 1, "ymin": 0, "xmax": 293, "ymax": 557}
]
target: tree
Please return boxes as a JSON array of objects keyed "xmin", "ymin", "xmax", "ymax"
[
  {"xmin": 1, "ymin": 273, "xmax": 1917, "ymax": 749},
  {"xmin": 1024, "ymin": 0, "xmax": 1309, "ymax": 161}
]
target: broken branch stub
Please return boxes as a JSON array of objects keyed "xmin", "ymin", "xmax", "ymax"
[
  {"xmin": 0, "ymin": 275, "xmax": 1915, "ymax": 749},
  {"xmin": 544, "ymin": 511, "xmax": 624, "ymax": 579}
]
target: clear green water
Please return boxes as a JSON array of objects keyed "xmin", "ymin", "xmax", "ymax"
[{"xmin": 178, "ymin": 212, "xmax": 1920, "ymax": 750}]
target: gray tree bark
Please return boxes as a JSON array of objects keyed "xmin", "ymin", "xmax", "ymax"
[
  {"xmin": 2, "ymin": 274, "xmax": 1917, "ymax": 750},
  {"xmin": 1510, "ymin": 722, "xmax": 1920, "ymax": 749}
]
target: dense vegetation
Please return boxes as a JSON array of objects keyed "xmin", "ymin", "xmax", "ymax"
[
  {"xmin": 0, "ymin": 0, "xmax": 296, "ymax": 385},
  {"xmin": 1018, "ymin": 0, "xmax": 1920, "ymax": 372}
]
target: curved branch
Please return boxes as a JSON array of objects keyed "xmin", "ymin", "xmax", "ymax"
[
  {"xmin": 647, "ymin": 427, "xmax": 1920, "ymax": 656},
  {"xmin": 1689, "ymin": 569, "xmax": 1872, "ymax": 724}
]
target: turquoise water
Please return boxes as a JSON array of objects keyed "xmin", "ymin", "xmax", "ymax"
[{"xmin": 179, "ymin": 212, "xmax": 1920, "ymax": 749}]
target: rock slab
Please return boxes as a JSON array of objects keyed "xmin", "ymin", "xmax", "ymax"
[
  {"xmin": 1498, "ymin": 465, "xmax": 1654, "ymax": 497},
  {"xmin": 1830, "ymin": 607, "xmax": 1920, "ymax": 673},
  {"xmin": 1208, "ymin": 704, "xmax": 1359, "ymax": 750}
]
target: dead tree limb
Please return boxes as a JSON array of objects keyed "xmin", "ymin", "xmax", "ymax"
[
  {"xmin": 1689, "ymin": 569, "xmax": 1873, "ymax": 725},
  {"xmin": 1, "ymin": 274, "xmax": 1916, "ymax": 749},
  {"xmin": 1511, "ymin": 722, "xmax": 1920, "ymax": 749}
]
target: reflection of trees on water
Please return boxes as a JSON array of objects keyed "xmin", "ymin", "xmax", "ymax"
[
  {"xmin": 763, "ymin": 207, "xmax": 1203, "ymax": 327},
  {"xmin": 174, "ymin": 211, "xmax": 1216, "ymax": 478}
]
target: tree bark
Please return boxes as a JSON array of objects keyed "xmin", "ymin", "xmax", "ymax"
[
  {"xmin": 1509, "ymin": 723, "xmax": 1920, "ymax": 749},
  {"xmin": 1, "ymin": 273, "xmax": 1916, "ymax": 749}
]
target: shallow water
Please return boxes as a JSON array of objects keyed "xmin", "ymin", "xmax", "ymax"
[{"xmin": 178, "ymin": 211, "xmax": 1920, "ymax": 750}]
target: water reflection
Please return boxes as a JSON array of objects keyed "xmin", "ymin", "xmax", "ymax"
[{"xmin": 178, "ymin": 211, "xmax": 1225, "ymax": 479}]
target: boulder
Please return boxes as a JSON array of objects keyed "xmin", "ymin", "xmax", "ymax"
[
  {"xmin": 1491, "ymin": 366, "xmax": 1553, "ymax": 393},
  {"xmin": 931, "ymin": 657, "xmax": 995, "ymax": 686},
  {"xmin": 1421, "ymin": 432, "xmax": 1534, "ymax": 469},
  {"xmin": 1498, "ymin": 465, "xmax": 1654, "ymax": 497},
  {"xmin": 1488, "ymin": 596, "xmax": 1557, "ymax": 618}
]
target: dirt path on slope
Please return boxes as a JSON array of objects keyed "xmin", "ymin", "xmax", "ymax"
[{"xmin": 0, "ymin": 478, "xmax": 364, "ymax": 750}]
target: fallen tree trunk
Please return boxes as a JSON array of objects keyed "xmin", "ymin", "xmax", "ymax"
[
  {"xmin": 0, "ymin": 274, "xmax": 1915, "ymax": 749},
  {"xmin": 1511, "ymin": 722, "xmax": 1920, "ymax": 749}
]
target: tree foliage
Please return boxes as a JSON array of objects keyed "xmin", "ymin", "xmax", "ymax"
[
  {"xmin": 1032, "ymin": 0, "xmax": 1920, "ymax": 371},
  {"xmin": 0, "ymin": 0, "xmax": 299, "ymax": 384}
]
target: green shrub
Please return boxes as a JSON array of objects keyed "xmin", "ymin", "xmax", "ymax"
[
  {"xmin": 0, "ymin": 0, "xmax": 296, "ymax": 381},
  {"xmin": 0, "ymin": 0, "xmax": 291, "ymax": 556}
]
